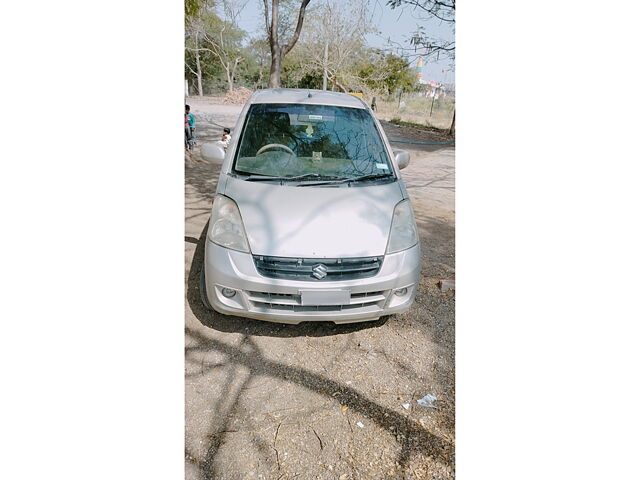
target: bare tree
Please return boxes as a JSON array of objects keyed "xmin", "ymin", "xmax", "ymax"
[
  {"xmin": 262, "ymin": 0, "xmax": 312, "ymax": 88},
  {"xmin": 387, "ymin": 0, "xmax": 455, "ymax": 134},
  {"xmin": 285, "ymin": 0, "xmax": 373, "ymax": 92},
  {"xmin": 199, "ymin": 23, "xmax": 244, "ymax": 92},
  {"xmin": 184, "ymin": 0, "xmax": 209, "ymax": 96},
  {"xmin": 185, "ymin": 18, "xmax": 204, "ymax": 96},
  {"xmin": 187, "ymin": 0, "xmax": 248, "ymax": 93},
  {"xmin": 316, "ymin": 1, "xmax": 371, "ymax": 90}
]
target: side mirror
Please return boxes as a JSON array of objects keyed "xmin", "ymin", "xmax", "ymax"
[
  {"xmin": 394, "ymin": 150, "xmax": 410, "ymax": 170},
  {"xmin": 201, "ymin": 142, "xmax": 226, "ymax": 162}
]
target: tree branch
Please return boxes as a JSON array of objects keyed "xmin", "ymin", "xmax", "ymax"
[
  {"xmin": 387, "ymin": 0, "xmax": 455, "ymax": 23},
  {"xmin": 185, "ymin": 61, "xmax": 198, "ymax": 77},
  {"xmin": 262, "ymin": 0, "xmax": 271, "ymax": 37},
  {"xmin": 283, "ymin": 0, "xmax": 312, "ymax": 56},
  {"xmin": 270, "ymin": 0, "xmax": 280, "ymax": 48}
]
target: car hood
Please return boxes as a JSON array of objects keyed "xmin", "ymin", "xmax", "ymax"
[{"xmin": 223, "ymin": 176, "xmax": 404, "ymax": 258}]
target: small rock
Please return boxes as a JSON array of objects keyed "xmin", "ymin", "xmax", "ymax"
[
  {"xmin": 356, "ymin": 421, "xmax": 365, "ymax": 428},
  {"xmin": 438, "ymin": 279, "xmax": 455, "ymax": 292},
  {"xmin": 402, "ymin": 403, "xmax": 410, "ymax": 410}
]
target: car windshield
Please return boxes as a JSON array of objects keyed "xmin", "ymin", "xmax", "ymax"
[{"xmin": 233, "ymin": 103, "xmax": 393, "ymax": 179}]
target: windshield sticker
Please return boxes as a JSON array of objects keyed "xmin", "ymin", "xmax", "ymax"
[
  {"xmin": 312, "ymin": 151, "xmax": 322, "ymax": 163},
  {"xmin": 376, "ymin": 163, "xmax": 389, "ymax": 169},
  {"xmin": 308, "ymin": 115, "xmax": 323, "ymax": 121}
]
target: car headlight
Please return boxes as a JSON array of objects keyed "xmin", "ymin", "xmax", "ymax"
[
  {"xmin": 208, "ymin": 195, "xmax": 250, "ymax": 253},
  {"xmin": 386, "ymin": 199, "xmax": 418, "ymax": 254}
]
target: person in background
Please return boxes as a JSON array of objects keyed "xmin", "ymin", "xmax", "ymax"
[
  {"xmin": 185, "ymin": 105, "xmax": 195, "ymax": 146},
  {"xmin": 220, "ymin": 127, "xmax": 232, "ymax": 150}
]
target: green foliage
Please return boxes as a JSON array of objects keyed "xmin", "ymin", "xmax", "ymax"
[
  {"xmin": 185, "ymin": 2, "xmax": 251, "ymax": 92},
  {"xmin": 185, "ymin": 0, "xmax": 206, "ymax": 20},
  {"xmin": 184, "ymin": 0, "xmax": 420, "ymax": 95},
  {"xmin": 358, "ymin": 53, "xmax": 418, "ymax": 94},
  {"xmin": 236, "ymin": 38, "xmax": 271, "ymax": 89},
  {"xmin": 204, "ymin": 15, "xmax": 245, "ymax": 49},
  {"xmin": 294, "ymin": 73, "xmax": 323, "ymax": 90},
  {"xmin": 184, "ymin": 45, "xmax": 223, "ymax": 78}
]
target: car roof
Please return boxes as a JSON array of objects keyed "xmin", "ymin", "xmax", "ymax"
[{"xmin": 248, "ymin": 88, "xmax": 367, "ymax": 109}]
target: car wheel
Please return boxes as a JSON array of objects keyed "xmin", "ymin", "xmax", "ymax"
[{"xmin": 199, "ymin": 267, "xmax": 214, "ymax": 311}]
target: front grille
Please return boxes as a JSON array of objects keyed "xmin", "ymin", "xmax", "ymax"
[
  {"xmin": 246, "ymin": 290, "xmax": 387, "ymax": 312},
  {"xmin": 253, "ymin": 255, "xmax": 383, "ymax": 281}
]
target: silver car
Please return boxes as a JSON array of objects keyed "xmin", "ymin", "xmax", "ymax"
[{"xmin": 200, "ymin": 88, "xmax": 420, "ymax": 324}]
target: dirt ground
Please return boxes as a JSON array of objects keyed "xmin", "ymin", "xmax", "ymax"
[{"xmin": 184, "ymin": 97, "xmax": 455, "ymax": 480}]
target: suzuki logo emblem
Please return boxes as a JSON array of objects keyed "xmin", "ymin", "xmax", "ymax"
[{"xmin": 312, "ymin": 264, "xmax": 328, "ymax": 279}]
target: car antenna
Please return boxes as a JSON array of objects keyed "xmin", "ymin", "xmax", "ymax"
[{"xmin": 308, "ymin": 91, "xmax": 312, "ymax": 98}]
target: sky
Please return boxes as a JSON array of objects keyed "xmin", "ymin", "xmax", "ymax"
[{"xmin": 235, "ymin": 0, "xmax": 455, "ymax": 84}]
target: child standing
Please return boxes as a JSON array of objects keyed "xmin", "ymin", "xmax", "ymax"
[{"xmin": 220, "ymin": 127, "xmax": 232, "ymax": 150}]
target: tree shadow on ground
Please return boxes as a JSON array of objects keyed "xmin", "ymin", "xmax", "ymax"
[
  {"xmin": 185, "ymin": 224, "xmax": 454, "ymax": 479},
  {"xmin": 185, "ymin": 327, "xmax": 454, "ymax": 479},
  {"xmin": 185, "ymin": 113, "xmax": 455, "ymax": 479}
]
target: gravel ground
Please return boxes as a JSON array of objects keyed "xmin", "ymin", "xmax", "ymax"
[{"xmin": 184, "ymin": 97, "xmax": 455, "ymax": 480}]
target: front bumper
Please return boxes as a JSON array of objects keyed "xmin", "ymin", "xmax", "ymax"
[{"xmin": 203, "ymin": 241, "xmax": 421, "ymax": 324}]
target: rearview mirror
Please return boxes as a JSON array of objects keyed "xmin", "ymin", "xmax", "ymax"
[
  {"xmin": 394, "ymin": 150, "xmax": 410, "ymax": 170},
  {"xmin": 201, "ymin": 142, "xmax": 226, "ymax": 162}
]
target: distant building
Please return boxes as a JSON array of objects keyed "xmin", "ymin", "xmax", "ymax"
[{"xmin": 424, "ymin": 80, "xmax": 446, "ymax": 99}]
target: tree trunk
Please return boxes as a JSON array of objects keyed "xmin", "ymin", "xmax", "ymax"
[
  {"xmin": 225, "ymin": 66, "xmax": 234, "ymax": 92},
  {"xmin": 264, "ymin": 0, "xmax": 311, "ymax": 89},
  {"xmin": 322, "ymin": 41, "xmax": 328, "ymax": 90},
  {"xmin": 268, "ymin": 48, "xmax": 282, "ymax": 88},
  {"xmin": 194, "ymin": 32, "xmax": 203, "ymax": 96},
  {"xmin": 230, "ymin": 58, "xmax": 242, "ymax": 92},
  {"xmin": 448, "ymin": 109, "xmax": 455, "ymax": 136}
]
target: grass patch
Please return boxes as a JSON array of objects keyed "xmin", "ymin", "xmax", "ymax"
[
  {"xmin": 388, "ymin": 117, "xmax": 453, "ymax": 138},
  {"xmin": 390, "ymin": 118, "xmax": 427, "ymax": 128},
  {"xmin": 377, "ymin": 95, "xmax": 455, "ymax": 131}
]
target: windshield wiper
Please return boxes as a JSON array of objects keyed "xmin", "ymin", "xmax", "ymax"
[
  {"xmin": 345, "ymin": 173, "xmax": 394, "ymax": 183},
  {"xmin": 243, "ymin": 173, "xmax": 346, "ymax": 182},
  {"xmin": 241, "ymin": 172, "xmax": 393, "ymax": 186},
  {"xmin": 243, "ymin": 174, "xmax": 289, "ymax": 182},
  {"xmin": 298, "ymin": 173, "xmax": 394, "ymax": 186}
]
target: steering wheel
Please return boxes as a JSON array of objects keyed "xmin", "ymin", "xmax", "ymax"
[{"xmin": 256, "ymin": 143, "xmax": 295, "ymax": 156}]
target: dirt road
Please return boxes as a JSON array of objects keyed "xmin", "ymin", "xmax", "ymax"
[{"xmin": 185, "ymin": 97, "xmax": 455, "ymax": 480}]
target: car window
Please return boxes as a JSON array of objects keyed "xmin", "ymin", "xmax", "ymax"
[{"xmin": 233, "ymin": 103, "xmax": 392, "ymax": 178}]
